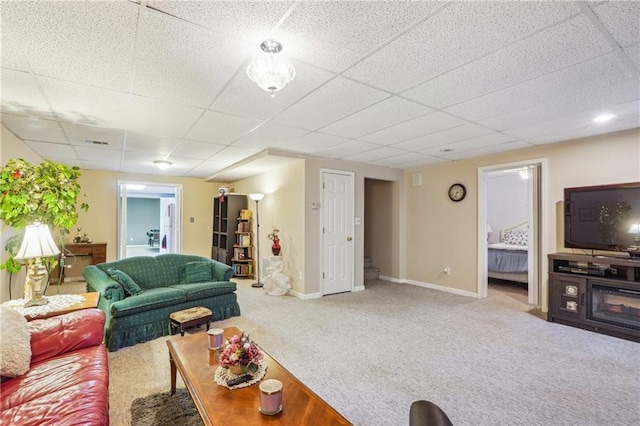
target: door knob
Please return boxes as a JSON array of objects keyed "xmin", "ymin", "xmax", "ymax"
[{"xmin": 347, "ymin": 237, "xmax": 352, "ymax": 241}]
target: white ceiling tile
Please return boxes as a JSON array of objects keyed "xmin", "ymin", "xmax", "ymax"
[
  {"xmin": 418, "ymin": 132, "xmax": 516, "ymax": 156},
  {"xmin": 344, "ymin": 146, "xmax": 409, "ymax": 163},
  {"xmin": 273, "ymin": 1, "xmax": 445, "ymax": 72},
  {"xmin": 147, "ymin": 0, "xmax": 294, "ymax": 45},
  {"xmin": 403, "ymin": 15, "xmax": 612, "ymax": 108},
  {"xmin": 126, "ymin": 96, "xmax": 204, "ymax": 139},
  {"xmin": 169, "ymin": 140, "xmax": 226, "ymax": 160},
  {"xmin": 1, "ymin": 1, "xmax": 139, "ymax": 91},
  {"xmin": 370, "ymin": 152, "xmax": 433, "ymax": 168},
  {"xmin": 207, "ymin": 146, "xmax": 261, "ymax": 164},
  {"xmin": 0, "ymin": 69, "xmax": 55, "ymax": 119},
  {"xmin": 79, "ymin": 160, "xmax": 121, "ymax": 172},
  {"xmin": 592, "ymin": 1, "xmax": 640, "ymax": 47},
  {"xmin": 212, "ymin": 60, "xmax": 335, "ymax": 121},
  {"xmin": 624, "ymin": 43, "xmax": 640, "ymax": 70},
  {"xmin": 61, "ymin": 123, "xmax": 125, "ymax": 149},
  {"xmin": 526, "ymin": 116, "xmax": 640, "ymax": 145},
  {"xmin": 273, "ymin": 77, "xmax": 388, "ymax": 130},
  {"xmin": 185, "ymin": 110, "xmax": 263, "ymax": 145},
  {"xmin": 313, "ymin": 140, "xmax": 380, "ymax": 159},
  {"xmin": 24, "ymin": 140, "xmax": 76, "ymax": 159},
  {"xmin": 344, "ymin": 1, "xmax": 580, "ymax": 92},
  {"xmin": 361, "ymin": 111, "xmax": 467, "ymax": 145},
  {"xmin": 319, "ymin": 96, "xmax": 433, "ymax": 139},
  {"xmin": 1, "ymin": 114, "xmax": 68, "ymax": 143},
  {"xmin": 38, "ymin": 77, "xmax": 134, "ymax": 128},
  {"xmin": 133, "ymin": 9, "xmax": 253, "ymax": 108},
  {"xmin": 232, "ymin": 123, "xmax": 309, "ymax": 150},
  {"xmin": 283, "ymin": 132, "xmax": 348, "ymax": 154},
  {"xmin": 184, "ymin": 160, "xmax": 230, "ymax": 178},
  {"xmin": 446, "ymin": 53, "xmax": 638, "ymax": 123},
  {"xmin": 124, "ymin": 133, "xmax": 178, "ymax": 155},
  {"xmin": 439, "ymin": 141, "xmax": 533, "ymax": 161},
  {"xmin": 392, "ymin": 124, "xmax": 496, "ymax": 151},
  {"xmin": 75, "ymin": 146, "xmax": 123, "ymax": 163}
]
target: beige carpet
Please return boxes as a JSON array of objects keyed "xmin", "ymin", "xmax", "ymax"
[{"xmin": 108, "ymin": 279, "xmax": 640, "ymax": 426}]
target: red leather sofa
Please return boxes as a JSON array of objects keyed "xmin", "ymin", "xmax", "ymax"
[{"xmin": 1, "ymin": 309, "xmax": 109, "ymax": 425}]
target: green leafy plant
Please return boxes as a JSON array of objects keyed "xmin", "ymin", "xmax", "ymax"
[{"xmin": 0, "ymin": 158, "xmax": 89, "ymax": 272}]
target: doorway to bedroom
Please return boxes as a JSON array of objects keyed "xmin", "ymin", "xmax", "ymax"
[{"xmin": 478, "ymin": 159, "xmax": 546, "ymax": 308}]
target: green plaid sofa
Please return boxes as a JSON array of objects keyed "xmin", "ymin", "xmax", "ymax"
[{"xmin": 83, "ymin": 254, "xmax": 240, "ymax": 351}]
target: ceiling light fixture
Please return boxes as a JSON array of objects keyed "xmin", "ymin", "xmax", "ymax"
[
  {"xmin": 154, "ymin": 160, "xmax": 172, "ymax": 170},
  {"xmin": 593, "ymin": 113, "xmax": 616, "ymax": 123},
  {"xmin": 246, "ymin": 40, "xmax": 296, "ymax": 97}
]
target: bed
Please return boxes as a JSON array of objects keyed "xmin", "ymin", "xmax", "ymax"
[{"xmin": 488, "ymin": 221, "xmax": 528, "ymax": 284}]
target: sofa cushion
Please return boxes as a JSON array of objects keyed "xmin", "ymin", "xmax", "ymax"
[
  {"xmin": 0, "ymin": 306, "xmax": 31, "ymax": 378},
  {"xmin": 110, "ymin": 287, "xmax": 187, "ymax": 318},
  {"xmin": 169, "ymin": 281, "xmax": 237, "ymax": 301},
  {"xmin": 107, "ymin": 268, "xmax": 145, "ymax": 296},
  {"xmin": 97, "ymin": 257, "xmax": 166, "ymax": 289},
  {"xmin": 179, "ymin": 261, "xmax": 213, "ymax": 283},
  {"xmin": 156, "ymin": 254, "xmax": 214, "ymax": 284}
]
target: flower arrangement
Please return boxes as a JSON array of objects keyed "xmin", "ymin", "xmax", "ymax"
[
  {"xmin": 266, "ymin": 227, "xmax": 280, "ymax": 242},
  {"xmin": 218, "ymin": 332, "xmax": 263, "ymax": 373}
]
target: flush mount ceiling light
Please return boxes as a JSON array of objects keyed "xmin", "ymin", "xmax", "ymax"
[
  {"xmin": 154, "ymin": 160, "xmax": 172, "ymax": 170},
  {"xmin": 246, "ymin": 40, "xmax": 296, "ymax": 97},
  {"xmin": 593, "ymin": 113, "xmax": 616, "ymax": 123}
]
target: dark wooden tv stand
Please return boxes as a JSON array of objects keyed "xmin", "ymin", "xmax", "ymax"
[{"xmin": 548, "ymin": 253, "xmax": 640, "ymax": 342}]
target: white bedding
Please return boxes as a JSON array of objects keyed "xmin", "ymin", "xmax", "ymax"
[{"xmin": 488, "ymin": 242, "xmax": 528, "ymax": 251}]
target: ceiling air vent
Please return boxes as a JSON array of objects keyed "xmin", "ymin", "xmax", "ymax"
[{"xmin": 84, "ymin": 139, "xmax": 109, "ymax": 145}]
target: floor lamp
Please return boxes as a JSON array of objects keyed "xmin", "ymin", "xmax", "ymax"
[{"xmin": 249, "ymin": 193, "xmax": 265, "ymax": 288}]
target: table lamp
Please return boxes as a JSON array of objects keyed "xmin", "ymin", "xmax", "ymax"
[
  {"xmin": 627, "ymin": 223, "xmax": 640, "ymax": 245},
  {"xmin": 15, "ymin": 222, "xmax": 61, "ymax": 307}
]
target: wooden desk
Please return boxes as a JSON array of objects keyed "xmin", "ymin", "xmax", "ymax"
[
  {"xmin": 167, "ymin": 327, "xmax": 351, "ymax": 425},
  {"xmin": 52, "ymin": 243, "xmax": 107, "ymax": 282},
  {"xmin": 25, "ymin": 292, "xmax": 100, "ymax": 321}
]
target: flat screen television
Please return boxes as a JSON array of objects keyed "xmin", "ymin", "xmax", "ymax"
[{"xmin": 565, "ymin": 182, "xmax": 640, "ymax": 256}]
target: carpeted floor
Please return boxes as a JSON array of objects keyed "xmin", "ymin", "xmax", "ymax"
[
  {"xmin": 131, "ymin": 388, "xmax": 202, "ymax": 426},
  {"xmin": 109, "ymin": 279, "xmax": 640, "ymax": 426}
]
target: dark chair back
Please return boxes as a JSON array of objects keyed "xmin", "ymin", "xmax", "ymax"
[{"xmin": 409, "ymin": 400, "xmax": 453, "ymax": 426}]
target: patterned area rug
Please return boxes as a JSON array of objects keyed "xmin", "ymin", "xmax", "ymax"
[{"xmin": 130, "ymin": 388, "xmax": 202, "ymax": 426}]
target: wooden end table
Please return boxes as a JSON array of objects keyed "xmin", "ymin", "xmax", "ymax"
[
  {"xmin": 24, "ymin": 292, "xmax": 100, "ymax": 321},
  {"xmin": 167, "ymin": 326, "xmax": 351, "ymax": 425}
]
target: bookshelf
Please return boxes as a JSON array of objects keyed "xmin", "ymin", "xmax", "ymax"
[
  {"xmin": 232, "ymin": 210, "xmax": 255, "ymax": 278},
  {"xmin": 212, "ymin": 195, "xmax": 247, "ymax": 265}
]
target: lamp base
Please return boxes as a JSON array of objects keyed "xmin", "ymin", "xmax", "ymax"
[
  {"xmin": 251, "ymin": 282, "xmax": 264, "ymax": 288},
  {"xmin": 24, "ymin": 293, "xmax": 48, "ymax": 307}
]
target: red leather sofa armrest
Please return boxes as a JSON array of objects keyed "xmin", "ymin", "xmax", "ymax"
[{"xmin": 29, "ymin": 308, "xmax": 105, "ymax": 364}]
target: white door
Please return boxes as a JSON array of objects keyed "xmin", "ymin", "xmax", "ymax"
[{"xmin": 321, "ymin": 170, "xmax": 354, "ymax": 295}]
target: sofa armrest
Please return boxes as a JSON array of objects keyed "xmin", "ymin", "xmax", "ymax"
[
  {"xmin": 29, "ymin": 309, "xmax": 105, "ymax": 364},
  {"xmin": 212, "ymin": 260, "xmax": 234, "ymax": 281},
  {"xmin": 83, "ymin": 265, "xmax": 125, "ymax": 302}
]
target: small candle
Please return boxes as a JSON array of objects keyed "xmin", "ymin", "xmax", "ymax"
[
  {"xmin": 259, "ymin": 379, "xmax": 283, "ymax": 415},
  {"xmin": 208, "ymin": 328, "xmax": 224, "ymax": 350}
]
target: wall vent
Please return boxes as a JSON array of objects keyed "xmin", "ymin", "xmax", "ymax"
[{"xmin": 84, "ymin": 139, "xmax": 109, "ymax": 145}]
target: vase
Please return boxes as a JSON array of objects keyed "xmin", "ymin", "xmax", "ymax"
[
  {"xmin": 271, "ymin": 239, "xmax": 281, "ymax": 256},
  {"xmin": 228, "ymin": 364, "xmax": 249, "ymax": 376}
]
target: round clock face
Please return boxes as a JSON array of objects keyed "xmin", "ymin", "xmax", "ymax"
[{"xmin": 448, "ymin": 183, "xmax": 467, "ymax": 202}]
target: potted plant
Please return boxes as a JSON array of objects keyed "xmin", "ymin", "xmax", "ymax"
[{"xmin": 0, "ymin": 158, "xmax": 89, "ymax": 282}]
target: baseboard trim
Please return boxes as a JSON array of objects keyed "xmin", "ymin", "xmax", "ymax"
[
  {"xmin": 289, "ymin": 290, "xmax": 322, "ymax": 300},
  {"xmin": 379, "ymin": 275, "xmax": 478, "ymax": 298},
  {"xmin": 352, "ymin": 285, "xmax": 365, "ymax": 292}
]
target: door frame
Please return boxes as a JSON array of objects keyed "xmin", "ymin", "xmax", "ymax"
[
  {"xmin": 320, "ymin": 168, "xmax": 355, "ymax": 296},
  {"xmin": 116, "ymin": 180, "xmax": 183, "ymax": 259},
  {"xmin": 477, "ymin": 158, "xmax": 548, "ymax": 308}
]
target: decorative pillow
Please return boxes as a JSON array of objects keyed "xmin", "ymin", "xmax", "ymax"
[
  {"xmin": 107, "ymin": 268, "xmax": 145, "ymax": 296},
  {"xmin": 179, "ymin": 261, "xmax": 213, "ymax": 284},
  {"xmin": 0, "ymin": 306, "xmax": 32, "ymax": 378},
  {"xmin": 503, "ymin": 229, "xmax": 528, "ymax": 246}
]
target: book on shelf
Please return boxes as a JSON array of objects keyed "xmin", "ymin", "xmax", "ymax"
[{"xmin": 239, "ymin": 209, "xmax": 252, "ymax": 220}]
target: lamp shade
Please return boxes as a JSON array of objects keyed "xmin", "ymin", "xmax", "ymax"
[
  {"xmin": 627, "ymin": 223, "xmax": 640, "ymax": 234},
  {"xmin": 15, "ymin": 222, "xmax": 60, "ymax": 260},
  {"xmin": 249, "ymin": 193, "xmax": 265, "ymax": 201}
]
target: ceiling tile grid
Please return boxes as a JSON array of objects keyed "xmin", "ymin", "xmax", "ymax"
[{"xmin": 0, "ymin": 1, "xmax": 638, "ymax": 179}]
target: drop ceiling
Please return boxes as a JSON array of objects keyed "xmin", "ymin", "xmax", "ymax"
[{"xmin": 1, "ymin": 1, "xmax": 638, "ymax": 181}]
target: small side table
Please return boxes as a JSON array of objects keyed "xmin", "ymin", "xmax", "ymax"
[{"xmin": 24, "ymin": 292, "xmax": 100, "ymax": 321}]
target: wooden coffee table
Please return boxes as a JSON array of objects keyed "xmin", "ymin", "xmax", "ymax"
[{"xmin": 167, "ymin": 326, "xmax": 351, "ymax": 425}]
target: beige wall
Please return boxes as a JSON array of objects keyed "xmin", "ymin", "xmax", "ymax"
[
  {"xmin": 403, "ymin": 128, "xmax": 640, "ymax": 304},
  {"xmin": 364, "ymin": 179, "xmax": 395, "ymax": 277},
  {"xmin": 77, "ymin": 170, "xmax": 221, "ymax": 261},
  {"xmin": 232, "ymin": 160, "xmax": 306, "ymax": 293},
  {"xmin": 1, "ymin": 126, "xmax": 44, "ymax": 301}
]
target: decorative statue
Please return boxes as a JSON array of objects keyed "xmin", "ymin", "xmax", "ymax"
[
  {"xmin": 262, "ymin": 259, "xmax": 291, "ymax": 296},
  {"xmin": 73, "ymin": 227, "xmax": 93, "ymax": 243}
]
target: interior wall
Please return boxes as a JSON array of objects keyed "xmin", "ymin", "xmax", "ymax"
[
  {"xmin": 364, "ymin": 178, "xmax": 394, "ymax": 277},
  {"xmin": 126, "ymin": 198, "xmax": 160, "ymax": 245},
  {"xmin": 1, "ymin": 125, "xmax": 43, "ymax": 301},
  {"xmin": 231, "ymin": 160, "xmax": 306, "ymax": 294},
  {"xmin": 404, "ymin": 128, "xmax": 640, "ymax": 301},
  {"xmin": 487, "ymin": 172, "xmax": 528, "ymax": 243}
]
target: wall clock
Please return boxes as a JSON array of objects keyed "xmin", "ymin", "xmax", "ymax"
[{"xmin": 448, "ymin": 183, "xmax": 467, "ymax": 202}]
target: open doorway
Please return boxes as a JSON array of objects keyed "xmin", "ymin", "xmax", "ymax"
[
  {"xmin": 117, "ymin": 181, "xmax": 183, "ymax": 259},
  {"xmin": 478, "ymin": 159, "xmax": 547, "ymax": 308}
]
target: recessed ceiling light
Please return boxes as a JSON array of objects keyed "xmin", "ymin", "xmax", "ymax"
[{"xmin": 593, "ymin": 113, "xmax": 616, "ymax": 123}]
